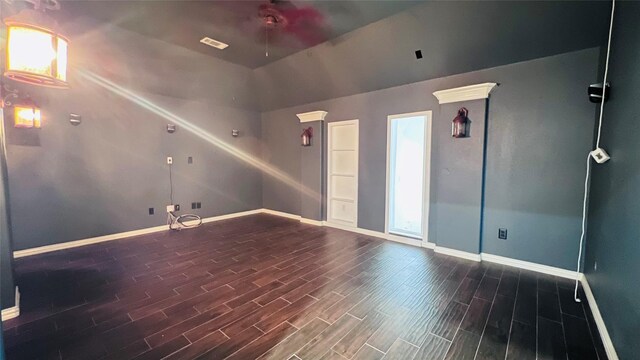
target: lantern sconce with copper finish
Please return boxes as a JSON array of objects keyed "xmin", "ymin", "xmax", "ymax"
[
  {"xmin": 452, "ymin": 107, "xmax": 469, "ymax": 138},
  {"xmin": 2, "ymin": 85, "xmax": 42, "ymax": 128},
  {"xmin": 3, "ymin": 0, "xmax": 69, "ymax": 89},
  {"xmin": 301, "ymin": 127, "xmax": 313, "ymax": 146}
]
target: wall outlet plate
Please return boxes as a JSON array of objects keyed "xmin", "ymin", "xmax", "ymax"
[
  {"xmin": 167, "ymin": 156, "xmax": 173, "ymax": 165},
  {"xmin": 498, "ymin": 228, "xmax": 508, "ymax": 240}
]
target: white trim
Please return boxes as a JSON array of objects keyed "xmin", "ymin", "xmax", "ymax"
[
  {"xmin": 327, "ymin": 120, "xmax": 359, "ymax": 228},
  {"xmin": 432, "ymin": 83, "xmax": 498, "ymax": 104},
  {"xmin": 320, "ymin": 220, "xmax": 437, "ymax": 249},
  {"xmin": 13, "ymin": 209, "xmax": 264, "ymax": 258},
  {"xmin": 384, "ymin": 111, "xmax": 433, "ymax": 248},
  {"xmin": 300, "ymin": 218, "xmax": 323, "ymax": 226},
  {"xmin": 296, "ymin": 111, "xmax": 328, "ymax": 123},
  {"xmin": 261, "ymin": 209, "xmax": 302, "ymax": 220},
  {"xmin": 322, "ymin": 221, "xmax": 385, "ymax": 239},
  {"xmin": 480, "ymin": 253, "xmax": 579, "ymax": 280},
  {"xmin": 581, "ymin": 276, "xmax": 619, "ymax": 360},
  {"xmin": 434, "ymin": 246, "xmax": 482, "ymax": 262},
  {"xmin": 1, "ymin": 287, "xmax": 20, "ymax": 321}
]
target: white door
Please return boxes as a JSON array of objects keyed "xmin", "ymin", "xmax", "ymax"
[
  {"xmin": 327, "ymin": 120, "xmax": 359, "ymax": 227},
  {"xmin": 385, "ymin": 111, "xmax": 432, "ymax": 246}
]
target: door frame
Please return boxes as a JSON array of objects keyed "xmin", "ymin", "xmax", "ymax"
[
  {"xmin": 327, "ymin": 119, "xmax": 359, "ymax": 228},
  {"xmin": 384, "ymin": 111, "xmax": 433, "ymax": 247}
]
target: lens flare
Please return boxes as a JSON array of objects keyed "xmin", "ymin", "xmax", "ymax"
[{"xmin": 77, "ymin": 69, "xmax": 319, "ymax": 202}]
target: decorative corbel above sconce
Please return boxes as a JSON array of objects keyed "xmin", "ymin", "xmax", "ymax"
[
  {"xmin": 433, "ymin": 83, "xmax": 498, "ymax": 104},
  {"xmin": 296, "ymin": 110, "xmax": 328, "ymax": 123}
]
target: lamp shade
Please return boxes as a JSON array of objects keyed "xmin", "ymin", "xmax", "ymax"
[{"xmin": 4, "ymin": 9, "xmax": 69, "ymax": 88}]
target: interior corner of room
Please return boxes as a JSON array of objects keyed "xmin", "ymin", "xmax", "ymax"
[{"xmin": 0, "ymin": 0, "xmax": 636, "ymax": 359}]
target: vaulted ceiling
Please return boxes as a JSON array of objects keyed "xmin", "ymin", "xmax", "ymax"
[{"xmin": 59, "ymin": 0, "xmax": 422, "ymax": 69}]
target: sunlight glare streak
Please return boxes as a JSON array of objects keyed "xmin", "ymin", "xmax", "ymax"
[{"xmin": 77, "ymin": 69, "xmax": 320, "ymax": 202}]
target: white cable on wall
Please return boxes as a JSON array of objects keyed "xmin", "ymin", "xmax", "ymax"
[
  {"xmin": 574, "ymin": 0, "xmax": 616, "ymax": 303},
  {"xmin": 166, "ymin": 163, "xmax": 202, "ymax": 231}
]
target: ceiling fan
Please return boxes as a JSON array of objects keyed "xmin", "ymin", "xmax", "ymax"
[{"xmin": 246, "ymin": 0, "xmax": 330, "ymax": 56}]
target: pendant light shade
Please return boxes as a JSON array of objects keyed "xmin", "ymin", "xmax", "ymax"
[{"xmin": 4, "ymin": 9, "xmax": 69, "ymax": 88}]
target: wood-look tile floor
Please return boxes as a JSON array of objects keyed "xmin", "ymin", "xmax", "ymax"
[{"xmin": 4, "ymin": 214, "xmax": 607, "ymax": 360}]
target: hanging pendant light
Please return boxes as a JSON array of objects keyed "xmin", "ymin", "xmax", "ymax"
[{"xmin": 3, "ymin": 0, "xmax": 69, "ymax": 88}]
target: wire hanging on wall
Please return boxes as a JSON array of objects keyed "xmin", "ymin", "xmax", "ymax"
[
  {"xmin": 166, "ymin": 161, "xmax": 202, "ymax": 230},
  {"xmin": 573, "ymin": 0, "xmax": 616, "ymax": 303}
]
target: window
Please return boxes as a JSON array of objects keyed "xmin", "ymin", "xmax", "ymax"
[{"xmin": 387, "ymin": 113, "xmax": 427, "ymax": 238}]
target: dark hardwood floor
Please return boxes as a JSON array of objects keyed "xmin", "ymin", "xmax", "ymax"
[{"xmin": 3, "ymin": 214, "xmax": 608, "ymax": 360}]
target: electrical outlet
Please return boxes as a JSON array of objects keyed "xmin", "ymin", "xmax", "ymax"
[
  {"xmin": 148, "ymin": 207, "xmax": 154, "ymax": 215},
  {"xmin": 175, "ymin": 204, "xmax": 180, "ymax": 211},
  {"xmin": 197, "ymin": 202, "xmax": 201, "ymax": 209},
  {"xmin": 167, "ymin": 156, "xmax": 173, "ymax": 165},
  {"xmin": 191, "ymin": 202, "xmax": 196, "ymax": 209},
  {"xmin": 188, "ymin": 156, "xmax": 193, "ymax": 164},
  {"xmin": 498, "ymin": 228, "xmax": 508, "ymax": 240}
]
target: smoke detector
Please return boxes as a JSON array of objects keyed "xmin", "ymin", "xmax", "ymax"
[{"xmin": 200, "ymin": 37, "xmax": 229, "ymax": 50}]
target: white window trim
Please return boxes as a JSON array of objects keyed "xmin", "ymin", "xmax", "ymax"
[{"xmin": 384, "ymin": 111, "xmax": 433, "ymax": 248}]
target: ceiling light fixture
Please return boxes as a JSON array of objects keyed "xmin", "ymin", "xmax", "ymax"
[{"xmin": 3, "ymin": 0, "xmax": 69, "ymax": 88}]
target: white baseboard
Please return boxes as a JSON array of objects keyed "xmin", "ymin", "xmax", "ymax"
[
  {"xmin": 300, "ymin": 218, "xmax": 323, "ymax": 226},
  {"xmin": 581, "ymin": 276, "xmax": 619, "ymax": 360},
  {"xmin": 321, "ymin": 220, "xmax": 434, "ymax": 249},
  {"xmin": 261, "ymin": 209, "xmax": 302, "ymax": 220},
  {"xmin": 13, "ymin": 209, "xmax": 263, "ymax": 258},
  {"xmin": 434, "ymin": 246, "xmax": 482, "ymax": 262},
  {"xmin": 1, "ymin": 287, "xmax": 20, "ymax": 321},
  {"xmin": 322, "ymin": 221, "xmax": 386, "ymax": 239},
  {"xmin": 481, "ymin": 253, "xmax": 579, "ymax": 280}
]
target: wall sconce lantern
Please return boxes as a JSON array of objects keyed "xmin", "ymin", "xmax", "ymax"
[
  {"xmin": 13, "ymin": 96, "xmax": 41, "ymax": 128},
  {"xmin": 301, "ymin": 127, "xmax": 313, "ymax": 146},
  {"xmin": 452, "ymin": 107, "xmax": 469, "ymax": 138},
  {"xmin": 4, "ymin": 0, "xmax": 69, "ymax": 88}
]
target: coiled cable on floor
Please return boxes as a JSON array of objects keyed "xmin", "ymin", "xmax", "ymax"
[{"xmin": 167, "ymin": 211, "xmax": 202, "ymax": 231}]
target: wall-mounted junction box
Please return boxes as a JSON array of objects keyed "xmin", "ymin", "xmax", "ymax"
[
  {"xmin": 167, "ymin": 156, "xmax": 173, "ymax": 165},
  {"xmin": 167, "ymin": 204, "xmax": 180, "ymax": 212}
]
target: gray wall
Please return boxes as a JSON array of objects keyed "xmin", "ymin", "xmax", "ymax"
[
  {"xmin": 4, "ymin": 16, "xmax": 263, "ymax": 252},
  {"xmin": 261, "ymin": 48, "xmax": 600, "ymax": 270},
  {"xmin": 254, "ymin": 1, "xmax": 607, "ymax": 111},
  {"xmin": 584, "ymin": 2, "xmax": 640, "ymax": 359},
  {"xmin": 434, "ymin": 99, "xmax": 486, "ymax": 254},
  {"xmin": 0, "ymin": 108, "xmax": 16, "ymax": 308}
]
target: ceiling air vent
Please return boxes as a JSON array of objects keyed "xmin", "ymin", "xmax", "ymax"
[{"xmin": 200, "ymin": 37, "xmax": 229, "ymax": 50}]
